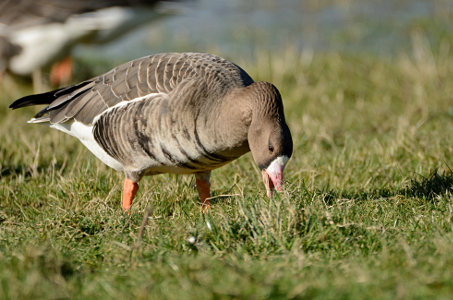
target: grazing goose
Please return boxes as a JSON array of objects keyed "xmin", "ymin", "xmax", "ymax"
[
  {"xmin": 0, "ymin": 0, "xmax": 178, "ymax": 85},
  {"xmin": 10, "ymin": 52, "xmax": 293, "ymax": 212}
]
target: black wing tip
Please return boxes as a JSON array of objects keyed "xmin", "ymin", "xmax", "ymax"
[
  {"xmin": 9, "ymin": 95, "xmax": 34, "ymax": 109},
  {"xmin": 8, "ymin": 87, "xmax": 68, "ymax": 110},
  {"xmin": 9, "ymin": 80, "xmax": 93, "ymax": 118},
  {"xmin": 34, "ymin": 106, "xmax": 49, "ymax": 118},
  {"xmin": 9, "ymin": 102, "xmax": 20, "ymax": 110}
]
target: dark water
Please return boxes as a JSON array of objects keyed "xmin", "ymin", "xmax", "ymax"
[{"xmin": 76, "ymin": 0, "xmax": 453, "ymax": 61}]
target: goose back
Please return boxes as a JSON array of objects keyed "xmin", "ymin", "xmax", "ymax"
[{"xmin": 29, "ymin": 52, "xmax": 254, "ymax": 125}]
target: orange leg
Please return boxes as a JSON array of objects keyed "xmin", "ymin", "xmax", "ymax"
[
  {"xmin": 195, "ymin": 172, "xmax": 211, "ymax": 213},
  {"xmin": 122, "ymin": 178, "xmax": 139, "ymax": 213},
  {"xmin": 50, "ymin": 56, "xmax": 73, "ymax": 86}
]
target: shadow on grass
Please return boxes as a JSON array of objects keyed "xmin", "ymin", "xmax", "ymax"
[
  {"xmin": 1, "ymin": 164, "xmax": 36, "ymax": 178},
  {"xmin": 0, "ymin": 162, "xmax": 66, "ymax": 179},
  {"xmin": 403, "ymin": 169, "xmax": 453, "ymax": 199},
  {"xmin": 319, "ymin": 169, "xmax": 453, "ymax": 204}
]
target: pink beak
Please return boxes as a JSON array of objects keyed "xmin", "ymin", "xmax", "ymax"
[{"xmin": 261, "ymin": 156, "xmax": 288, "ymax": 197}]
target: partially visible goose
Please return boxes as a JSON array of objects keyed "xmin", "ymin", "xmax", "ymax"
[
  {"xmin": 0, "ymin": 0, "xmax": 178, "ymax": 84},
  {"xmin": 10, "ymin": 52, "xmax": 293, "ymax": 212}
]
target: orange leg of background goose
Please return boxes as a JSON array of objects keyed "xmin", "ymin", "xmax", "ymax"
[
  {"xmin": 122, "ymin": 178, "xmax": 139, "ymax": 213},
  {"xmin": 195, "ymin": 173, "xmax": 211, "ymax": 213},
  {"xmin": 50, "ymin": 56, "xmax": 73, "ymax": 86}
]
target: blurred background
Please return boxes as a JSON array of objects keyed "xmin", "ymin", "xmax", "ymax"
[
  {"xmin": 1, "ymin": 0, "xmax": 453, "ymax": 86},
  {"xmin": 81, "ymin": 0, "xmax": 453, "ymax": 59}
]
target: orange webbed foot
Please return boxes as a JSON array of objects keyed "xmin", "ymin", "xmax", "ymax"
[
  {"xmin": 195, "ymin": 172, "xmax": 211, "ymax": 213},
  {"xmin": 122, "ymin": 178, "xmax": 139, "ymax": 213}
]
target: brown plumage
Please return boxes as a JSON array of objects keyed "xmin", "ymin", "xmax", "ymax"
[{"xmin": 10, "ymin": 52, "xmax": 293, "ymax": 212}]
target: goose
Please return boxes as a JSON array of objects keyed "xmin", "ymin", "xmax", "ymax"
[
  {"xmin": 10, "ymin": 52, "xmax": 293, "ymax": 212},
  {"xmin": 0, "ymin": 0, "xmax": 179, "ymax": 85}
]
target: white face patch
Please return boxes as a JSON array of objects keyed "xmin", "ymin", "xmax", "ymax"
[
  {"xmin": 266, "ymin": 155, "xmax": 289, "ymax": 176},
  {"xmin": 263, "ymin": 155, "xmax": 290, "ymax": 194}
]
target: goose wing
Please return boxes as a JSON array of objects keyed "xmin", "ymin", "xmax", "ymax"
[{"xmin": 10, "ymin": 52, "xmax": 254, "ymax": 125}]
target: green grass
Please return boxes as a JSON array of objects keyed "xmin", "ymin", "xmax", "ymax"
[{"xmin": 1, "ymin": 39, "xmax": 453, "ymax": 299}]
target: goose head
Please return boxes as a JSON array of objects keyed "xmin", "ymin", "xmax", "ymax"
[{"xmin": 246, "ymin": 82, "xmax": 293, "ymax": 197}]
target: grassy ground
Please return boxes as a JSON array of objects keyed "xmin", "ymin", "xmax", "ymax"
[{"xmin": 1, "ymin": 39, "xmax": 453, "ymax": 299}]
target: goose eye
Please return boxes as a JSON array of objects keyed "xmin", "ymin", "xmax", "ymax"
[{"xmin": 268, "ymin": 144, "xmax": 274, "ymax": 153}]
